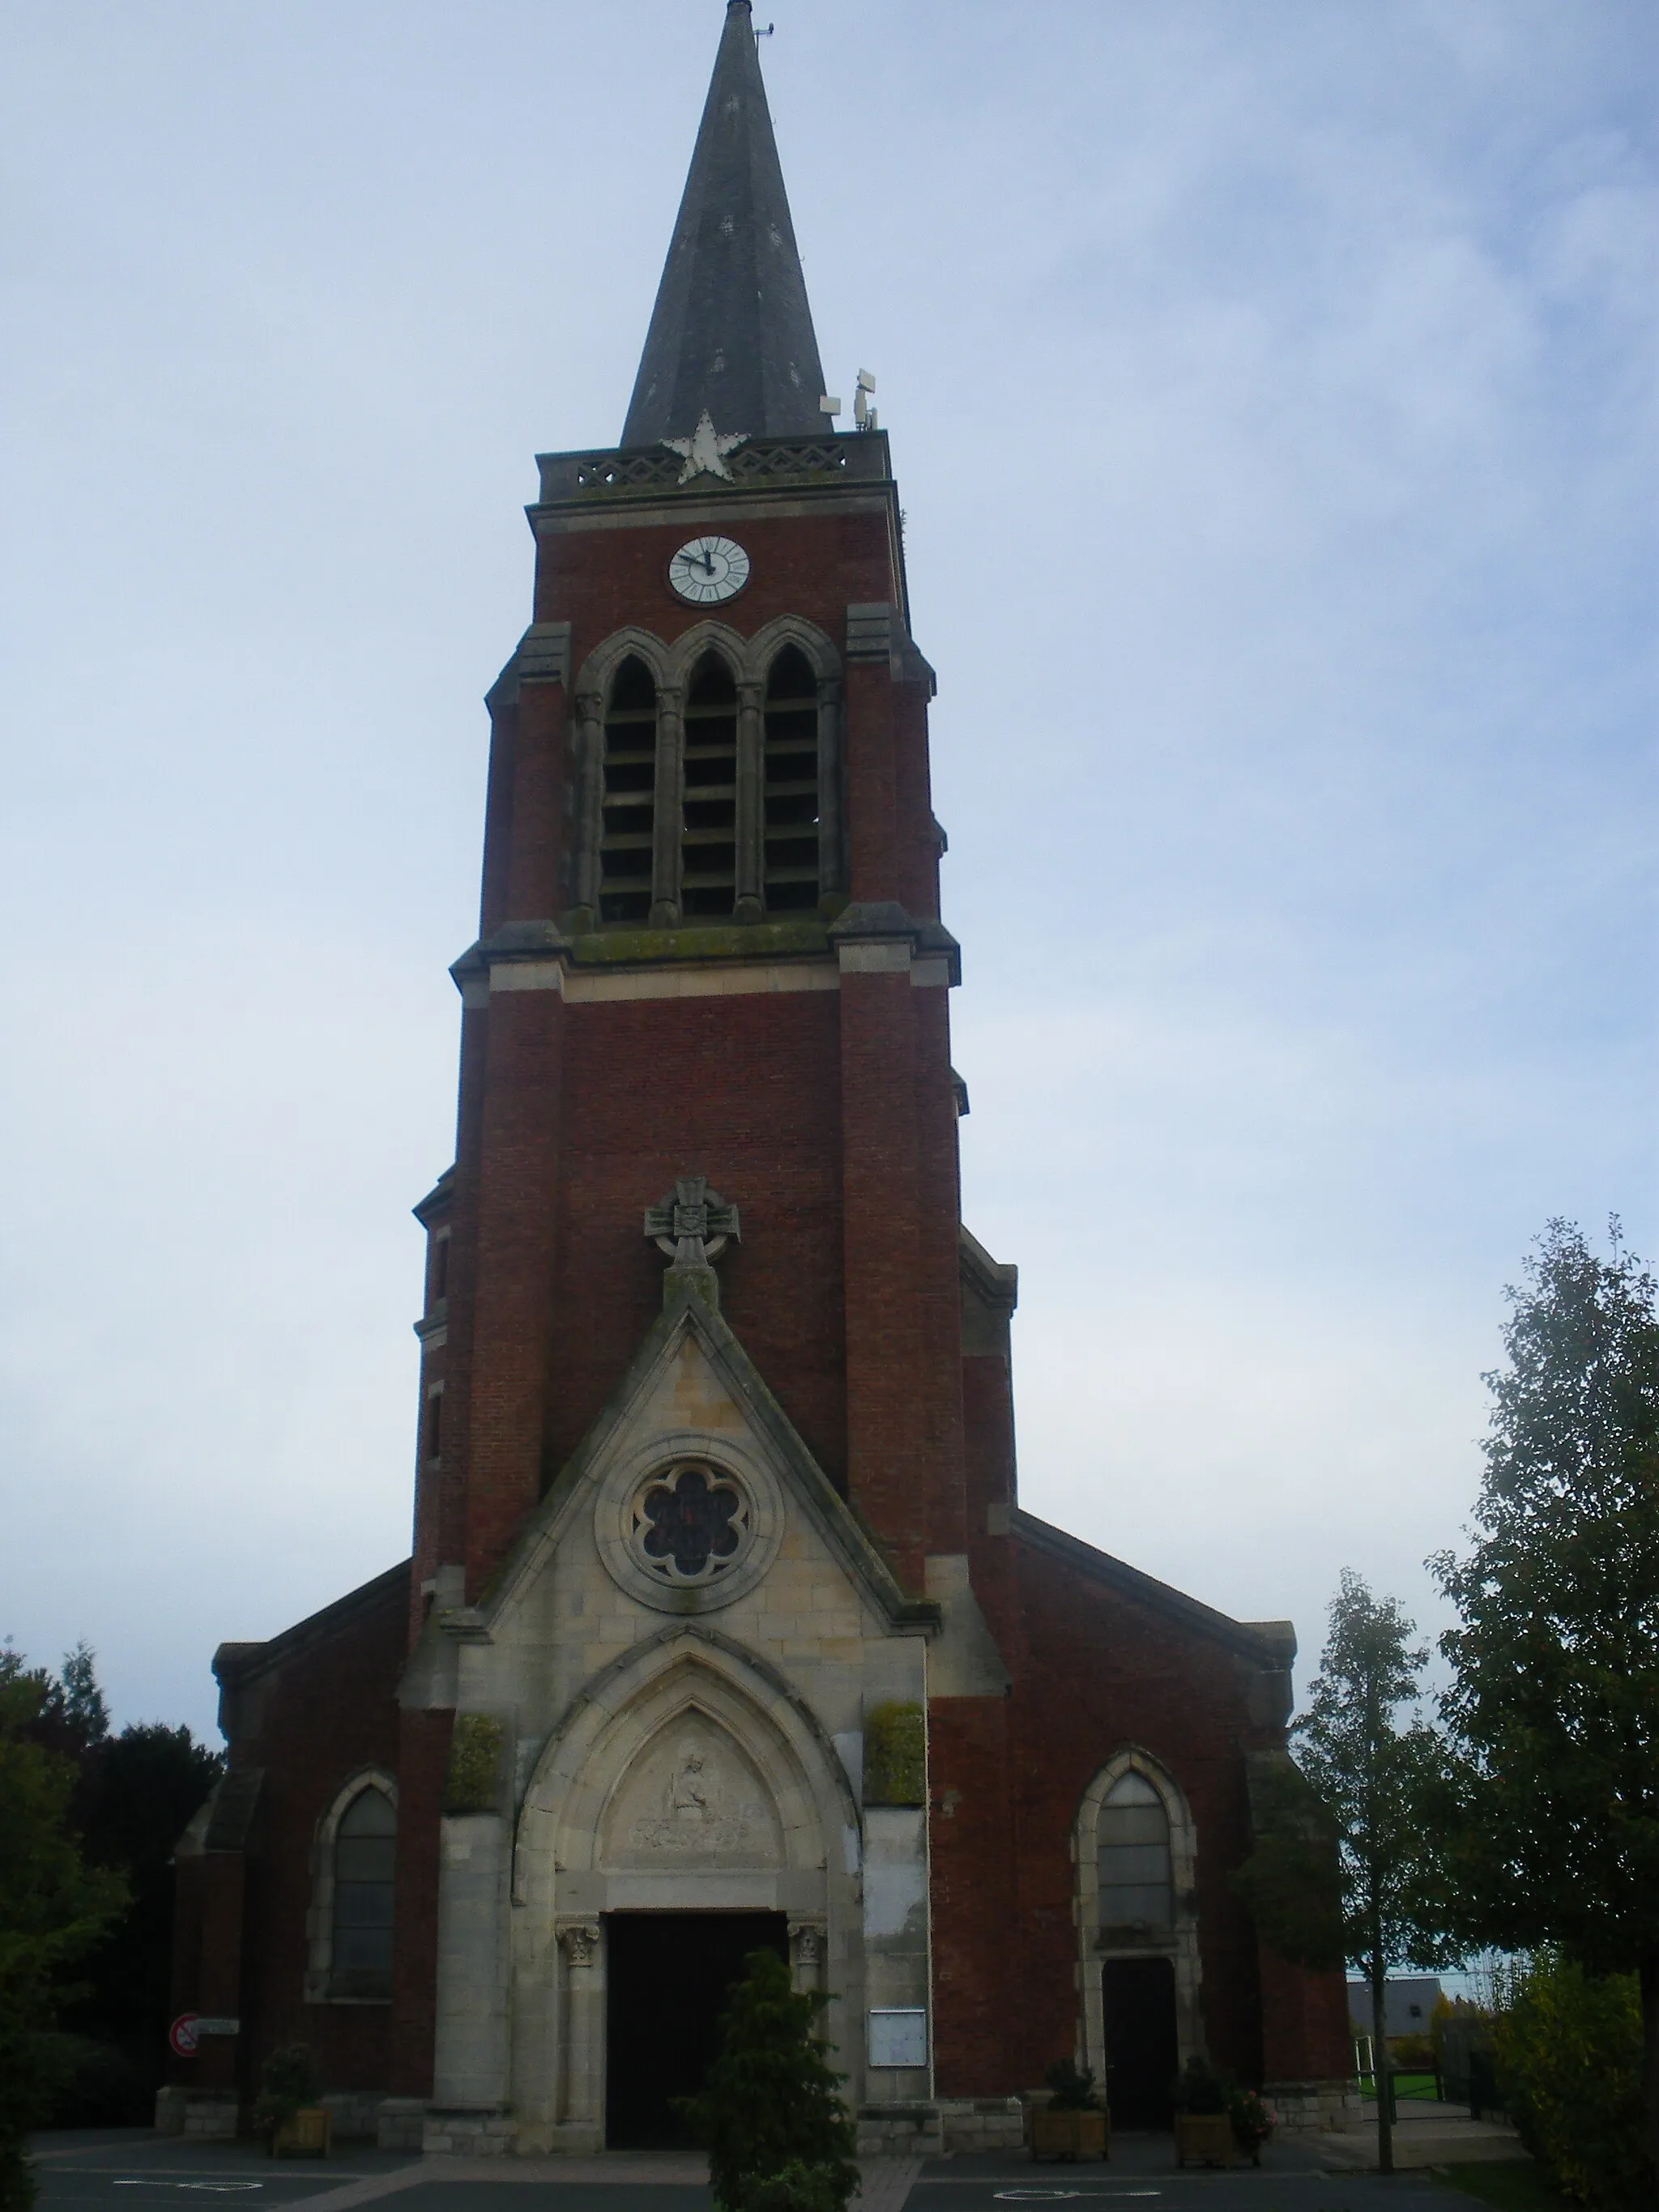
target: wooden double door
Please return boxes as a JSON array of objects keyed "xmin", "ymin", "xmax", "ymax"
[
  {"xmin": 1103, "ymin": 1954, "xmax": 1179, "ymax": 2129},
  {"xmin": 604, "ymin": 1911, "xmax": 789, "ymax": 2147}
]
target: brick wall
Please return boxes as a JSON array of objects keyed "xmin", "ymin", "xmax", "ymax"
[{"xmin": 187, "ymin": 1567, "xmax": 410, "ymax": 2099}]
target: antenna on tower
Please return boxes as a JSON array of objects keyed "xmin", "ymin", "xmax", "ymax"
[
  {"xmin": 854, "ymin": 369, "xmax": 877, "ymax": 432},
  {"xmin": 754, "ymin": 20, "xmax": 774, "ymax": 45}
]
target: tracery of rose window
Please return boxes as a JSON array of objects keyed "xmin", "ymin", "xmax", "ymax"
[{"xmin": 630, "ymin": 1463, "xmax": 750, "ymax": 1583}]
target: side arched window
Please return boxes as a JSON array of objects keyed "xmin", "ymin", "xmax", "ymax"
[
  {"xmin": 331, "ymin": 1787, "xmax": 396, "ymax": 1998},
  {"xmin": 599, "ymin": 656, "xmax": 658, "ymax": 923},
  {"xmin": 680, "ymin": 652, "xmax": 739, "ymax": 917},
  {"xmin": 1098, "ymin": 1770, "xmax": 1172, "ymax": 1933},
  {"xmin": 763, "ymin": 646, "xmax": 820, "ymax": 911}
]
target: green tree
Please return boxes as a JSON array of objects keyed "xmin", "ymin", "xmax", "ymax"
[
  {"xmin": 1230, "ymin": 1753, "xmax": 1346, "ymax": 1975},
  {"xmin": 1290, "ymin": 1572, "xmax": 1459, "ymax": 2175},
  {"xmin": 66, "ymin": 1722, "xmax": 223, "ymax": 2118},
  {"xmin": 678, "ymin": 1948, "xmax": 859, "ymax": 2212},
  {"xmin": 0, "ymin": 1652, "xmax": 127, "ymax": 2212},
  {"xmin": 1432, "ymin": 1219, "xmax": 1659, "ymax": 2185}
]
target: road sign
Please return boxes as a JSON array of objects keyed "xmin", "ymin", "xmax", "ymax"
[{"xmin": 168, "ymin": 2014, "xmax": 199, "ymax": 2057}]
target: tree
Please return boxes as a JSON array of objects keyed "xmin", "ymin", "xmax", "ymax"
[
  {"xmin": 1290, "ymin": 1572, "xmax": 1459, "ymax": 2175},
  {"xmin": 1432, "ymin": 1218, "xmax": 1659, "ymax": 2185},
  {"xmin": 1230, "ymin": 1753, "xmax": 1346, "ymax": 1975},
  {"xmin": 0, "ymin": 1652, "xmax": 127, "ymax": 2212},
  {"xmin": 678, "ymin": 1948, "xmax": 859, "ymax": 2212},
  {"xmin": 67, "ymin": 1722, "xmax": 223, "ymax": 2116}
]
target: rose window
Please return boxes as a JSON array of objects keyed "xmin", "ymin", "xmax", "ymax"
[{"xmin": 630, "ymin": 1462, "xmax": 750, "ymax": 1585}]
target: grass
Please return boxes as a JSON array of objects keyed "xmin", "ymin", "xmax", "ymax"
[
  {"xmin": 1432, "ymin": 2161, "xmax": 1563, "ymax": 2212},
  {"xmin": 1356, "ymin": 2070, "xmax": 1448, "ymax": 2103}
]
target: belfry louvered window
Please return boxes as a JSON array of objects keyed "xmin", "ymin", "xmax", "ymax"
[
  {"xmin": 762, "ymin": 646, "xmax": 820, "ymax": 911},
  {"xmin": 599, "ymin": 655, "xmax": 657, "ymax": 923},
  {"xmin": 680, "ymin": 652, "xmax": 739, "ymax": 917},
  {"xmin": 1098, "ymin": 1770, "xmax": 1173, "ymax": 1933},
  {"xmin": 331, "ymin": 1786, "xmax": 396, "ymax": 1999}
]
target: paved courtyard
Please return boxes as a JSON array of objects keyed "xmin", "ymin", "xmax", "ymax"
[{"xmin": 30, "ymin": 2132, "xmax": 1530, "ymax": 2212}]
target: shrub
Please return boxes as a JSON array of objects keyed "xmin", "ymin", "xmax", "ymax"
[
  {"xmin": 740, "ymin": 2164, "xmax": 847, "ymax": 2212},
  {"xmin": 1175, "ymin": 2056, "xmax": 1226, "ymax": 2115},
  {"xmin": 1493, "ymin": 1953, "xmax": 1650, "ymax": 2212},
  {"xmin": 254, "ymin": 2043, "xmax": 323, "ymax": 2137},
  {"xmin": 1043, "ymin": 2058, "xmax": 1102, "ymax": 2112},
  {"xmin": 676, "ymin": 1948, "xmax": 857, "ymax": 2212}
]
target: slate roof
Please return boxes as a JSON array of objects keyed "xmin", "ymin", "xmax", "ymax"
[{"xmin": 621, "ymin": 0, "xmax": 826, "ymax": 446}]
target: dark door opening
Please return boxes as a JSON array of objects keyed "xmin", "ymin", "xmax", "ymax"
[
  {"xmin": 605, "ymin": 1911, "xmax": 789, "ymax": 2148},
  {"xmin": 1103, "ymin": 1954, "xmax": 1179, "ymax": 2129}
]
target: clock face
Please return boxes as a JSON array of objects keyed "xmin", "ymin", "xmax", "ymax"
[{"xmin": 668, "ymin": 535, "xmax": 751, "ymax": 606}]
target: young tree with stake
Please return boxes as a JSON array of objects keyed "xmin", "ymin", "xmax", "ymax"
[{"xmin": 1286, "ymin": 1573, "xmax": 1456, "ymax": 2175}]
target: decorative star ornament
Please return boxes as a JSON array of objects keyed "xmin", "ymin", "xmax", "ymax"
[{"xmin": 663, "ymin": 411, "xmax": 748, "ymax": 484}]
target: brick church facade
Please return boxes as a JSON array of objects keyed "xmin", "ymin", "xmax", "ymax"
[{"xmin": 164, "ymin": 0, "xmax": 1350, "ymax": 2152}]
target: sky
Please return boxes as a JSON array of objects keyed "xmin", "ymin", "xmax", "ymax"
[{"xmin": 2, "ymin": 0, "xmax": 1653, "ymax": 1745}]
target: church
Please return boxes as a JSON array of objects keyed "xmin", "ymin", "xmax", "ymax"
[{"xmin": 163, "ymin": 0, "xmax": 1350, "ymax": 2154}]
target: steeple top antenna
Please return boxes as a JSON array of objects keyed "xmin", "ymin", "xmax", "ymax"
[{"xmin": 620, "ymin": 0, "xmax": 825, "ymax": 447}]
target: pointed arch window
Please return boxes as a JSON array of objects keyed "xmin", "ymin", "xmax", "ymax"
[
  {"xmin": 575, "ymin": 627, "xmax": 843, "ymax": 931},
  {"xmin": 762, "ymin": 646, "xmax": 821, "ymax": 912},
  {"xmin": 1097, "ymin": 1769, "xmax": 1173, "ymax": 1933},
  {"xmin": 331, "ymin": 1785, "xmax": 397, "ymax": 1998},
  {"xmin": 599, "ymin": 656, "xmax": 658, "ymax": 923},
  {"xmin": 680, "ymin": 652, "xmax": 739, "ymax": 918}
]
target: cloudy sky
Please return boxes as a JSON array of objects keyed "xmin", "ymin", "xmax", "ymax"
[{"xmin": 2, "ymin": 0, "xmax": 1653, "ymax": 1741}]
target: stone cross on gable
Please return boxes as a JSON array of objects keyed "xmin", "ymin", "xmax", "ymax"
[{"xmin": 644, "ymin": 1177, "xmax": 740, "ymax": 1268}]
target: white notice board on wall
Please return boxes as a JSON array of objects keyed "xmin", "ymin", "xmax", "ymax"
[{"xmin": 868, "ymin": 2008, "xmax": 928, "ymax": 2068}]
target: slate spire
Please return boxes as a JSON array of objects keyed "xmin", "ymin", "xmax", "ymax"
[{"xmin": 621, "ymin": 0, "xmax": 826, "ymax": 447}]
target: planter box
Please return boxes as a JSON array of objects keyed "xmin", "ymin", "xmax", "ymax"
[
  {"xmin": 271, "ymin": 2108, "xmax": 331, "ymax": 2158},
  {"xmin": 1175, "ymin": 2113, "xmax": 1238, "ymax": 2168},
  {"xmin": 1030, "ymin": 2108, "xmax": 1109, "ymax": 2162}
]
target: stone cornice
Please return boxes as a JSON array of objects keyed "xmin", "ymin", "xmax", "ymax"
[
  {"xmin": 959, "ymin": 1224, "xmax": 1017, "ymax": 1315},
  {"xmin": 448, "ymin": 909, "xmax": 958, "ymax": 999}
]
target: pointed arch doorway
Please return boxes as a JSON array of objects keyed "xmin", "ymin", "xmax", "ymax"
[
  {"xmin": 605, "ymin": 1912, "xmax": 789, "ymax": 2147},
  {"xmin": 509, "ymin": 1629, "xmax": 864, "ymax": 2150},
  {"xmin": 1103, "ymin": 1954, "xmax": 1179, "ymax": 2128}
]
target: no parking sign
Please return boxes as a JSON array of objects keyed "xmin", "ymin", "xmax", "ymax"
[{"xmin": 168, "ymin": 2014, "xmax": 198, "ymax": 2057}]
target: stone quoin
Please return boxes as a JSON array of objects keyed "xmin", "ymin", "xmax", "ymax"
[{"xmin": 163, "ymin": 0, "xmax": 1354, "ymax": 2154}]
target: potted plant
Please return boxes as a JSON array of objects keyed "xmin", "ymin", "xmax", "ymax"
[
  {"xmin": 1174, "ymin": 2057, "xmax": 1236, "ymax": 2168},
  {"xmin": 254, "ymin": 2044, "xmax": 331, "ymax": 2158},
  {"xmin": 1226, "ymin": 2084, "xmax": 1275, "ymax": 2165},
  {"xmin": 1030, "ymin": 2059, "xmax": 1108, "ymax": 2162}
]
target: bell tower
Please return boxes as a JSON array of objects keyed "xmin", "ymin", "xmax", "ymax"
[
  {"xmin": 409, "ymin": 0, "xmax": 978, "ymax": 1641},
  {"xmin": 174, "ymin": 3, "xmax": 1354, "ymax": 2142}
]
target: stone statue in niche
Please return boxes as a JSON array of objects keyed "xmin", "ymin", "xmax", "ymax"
[{"xmin": 599, "ymin": 1717, "xmax": 784, "ymax": 1869}]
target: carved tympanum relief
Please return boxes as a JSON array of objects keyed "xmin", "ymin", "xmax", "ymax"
[{"xmin": 599, "ymin": 1715, "xmax": 784, "ymax": 1870}]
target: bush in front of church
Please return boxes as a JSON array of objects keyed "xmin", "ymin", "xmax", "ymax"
[{"xmin": 676, "ymin": 1947, "xmax": 859, "ymax": 2212}]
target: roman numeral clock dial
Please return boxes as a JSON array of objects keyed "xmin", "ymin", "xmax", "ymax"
[{"xmin": 668, "ymin": 535, "xmax": 750, "ymax": 605}]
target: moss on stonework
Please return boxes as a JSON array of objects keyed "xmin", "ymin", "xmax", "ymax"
[
  {"xmin": 863, "ymin": 1702, "xmax": 926, "ymax": 1807},
  {"xmin": 569, "ymin": 918, "xmax": 830, "ymax": 966},
  {"xmin": 445, "ymin": 1714, "xmax": 505, "ymax": 1814}
]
